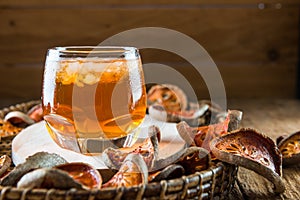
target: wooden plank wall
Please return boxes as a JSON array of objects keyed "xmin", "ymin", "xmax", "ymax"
[{"xmin": 0, "ymin": 0, "xmax": 299, "ymax": 107}]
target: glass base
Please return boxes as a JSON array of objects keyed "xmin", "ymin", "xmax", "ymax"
[
  {"xmin": 79, "ymin": 137, "xmax": 127, "ymax": 154},
  {"xmin": 45, "ymin": 121, "xmax": 139, "ymax": 154}
]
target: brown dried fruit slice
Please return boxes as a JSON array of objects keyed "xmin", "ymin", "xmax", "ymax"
[
  {"xmin": 198, "ymin": 100, "xmax": 224, "ymax": 114},
  {"xmin": 177, "ymin": 113, "xmax": 230, "ymax": 152},
  {"xmin": 102, "ymin": 125, "xmax": 160, "ymax": 170},
  {"xmin": 148, "ymin": 104, "xmax": 209, "ymax": 126},
  {"xmin": 194, "ymin": 117, "xmax": 229, "ymax": 151},
  {"xmin": 17, "ymin": 168, "xmax": 83, "ymax": 189},
  {"xmin": 276, "ymin": 135, "xmax": 288, "ymax": 146},
  {"xmin": 4, "ymin": 111, "xmax": 35, "ymax": 127},
  {"xmin": 227, "ymin": 110, "xmax": 243, "ymax": 132},
  {"xmin": 176, "ymin": 121, "xmax": 195, "ymax": 146},
  {"xmin": 102, "ymin": 153, "xmax": 148, "ymax": 188},
  {"xmin": 177, "ymin": 147, "xmax": 211, "ymax": 175},
  {"xmin": 277, "ymin": 131, "xmax": 300, "ymax": 166},
  {"xmin": 0, "ymin": 119, "xmax": 23, "ymax": 138},
  {"xmin": 1, "ymin": 152, "xmax": 67, "ymax": 186},
  {"xmin": 210, "ymin": 128, "xmax": 285, "ymax": 193},
  {"xmin": 194, "ymin": 100, "xmax": 226, "ymax": 125},
  {"xmin": 55, "ymin": 162, "xmax": 102, "ymax": 189},
  {"xmin": 148, "ymin": 164, "xmax": 184, "ymax": 182},
  {"xmin": 27, "ymin": 103, "xmax": 44, "ymax": 122},
  {"xmin": 0, "ymin": 155, "xmax": 11, "ymax": 178},
  {"xmin": 98, "ymin": 169, "xmax": 118, "ymax": 183},
  {"xmin": 147, "ymin": 84, "xmax": 188, "ymax": 112}
]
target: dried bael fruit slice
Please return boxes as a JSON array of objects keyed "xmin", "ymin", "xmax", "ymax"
[
  {"xmin": 1, "ymin": 152, "xmax": 67, "ymax": 186},
  {"xmin": 176, "ymin": 110, "xmax": 242, "ymax": 150},
  {"xmin": 0, "ymin": 155, "xmax": 11, "ymax": 178},
  {"xmin": 210, "ymin": 128, "xmax": 285, "ymax": 193},
  {"xmin": 148, "ymin": 164, "xmax": 184, "ymax": 182},
  {"xmin": 277, "ymin": 131, "xmax": 300, "ymax": 166},
  {"xmin": 17, "ymin": 168, "xmax": 83, "ymax": 189},
  {"xmin": 192, "ymin": 100, "xmax": 227, "ymax": 125},
  {"xmin": 147, "ymin": 84, "xmax": 188, "ymax": 112},
  {"xmin": 227, "ymin": 110, "xmax": 243, "ymax": 132},
  {"xmin": 55, "ymin": 162, "xmax": 102, "ymax": 189},
  {"xmin": 177, "ymin": 113, "xmax": 230, "ymax": 151},
  {"xmin": 148, "ymin": 104, "xmax": 209, "ymax": 126},
  {"xmin": 98, "ymin": 169, "xmax": 117, "ymax": 183},
  {"xmin": 0, "ymin": 119, "xmax": 23, "ymax": 138},
  {"xmin": 176, "ymin": 121, "xmax": 195, "ymax": 146},
  {"xmin": 4, "ymin": 111, "xmax": 35, "ymax": 127},
  {"xmin": 102, "ymin": 153, "xmax": 148, "ymax": 188},
  {"xmin": 27, "ymin": 103, "xmax": 44, "ymax": 122},
  {"xmin": 176, "ymin": 147, "xmax": 211, "ymax": 175},
  {"xmin": 197, "ymin": 100, "xmax": 224, "ymax": 115},
  {"xmin": 1, "ymin": 104, "xmax": 44, "ymax": 132},
  {"xmin": 102, "ymin": 125, "xmax": 160, "ymax": 170}
]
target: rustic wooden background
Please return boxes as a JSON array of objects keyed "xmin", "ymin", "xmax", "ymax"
[{"xmin": 0, "ymin": 0, "xmax": 299, "ymax": 107}]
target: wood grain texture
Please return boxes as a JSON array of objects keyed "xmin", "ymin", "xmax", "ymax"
[
  {"xmin": 0, "ymin": 8, "xmax": 297, "ymax": 64},
  {"xmin": 0, "ymin": 63, "xmax": 296, "ymax": 108},
  {"xmin": 0, "ymin": 2, "xmax": 298, "ymax": 100},
  {"xmin": 0, "ymin": 0, "xmax": 299, "ymax": 7},
  {"xmin": 228, "ymin": 99, "xmax": 300, "ymax": 200},
  {"xmin": 0, "ymin": 65, "xmax": 43, "ymax": 100},
  {"xmin": 229, "ymin": 99, "xmax": 300, "ymax": 138}
]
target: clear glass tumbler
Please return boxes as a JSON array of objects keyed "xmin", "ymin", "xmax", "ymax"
[{"xmin": 42, "ymin": 46, "xmax": 147, "ymax": 154}]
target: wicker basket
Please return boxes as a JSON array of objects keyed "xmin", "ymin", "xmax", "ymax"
[{"xmin": 0, "ymin": 101, "xmax": 238, "ymax": 200}]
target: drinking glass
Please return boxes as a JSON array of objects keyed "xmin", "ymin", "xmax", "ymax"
[{"xmin": 42, "ymin": 46, "xmax": 147, "ymax": 154}]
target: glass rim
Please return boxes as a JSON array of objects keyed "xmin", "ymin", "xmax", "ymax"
[{"xmin": 47, "ymin": 46, "xmax": 139, "ymax": 60}]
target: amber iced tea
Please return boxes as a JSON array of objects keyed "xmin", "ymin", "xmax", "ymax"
[{"xmin": 42, "ymin": 47, "xmax": 147, "ymax": 153}]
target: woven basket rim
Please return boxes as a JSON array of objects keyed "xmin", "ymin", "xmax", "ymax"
[{"xmin": 0, "ymin": 100, "xmax": 238, "ymax": 200}]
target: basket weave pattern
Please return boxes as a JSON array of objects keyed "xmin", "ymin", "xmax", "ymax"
[{"xmin": 0, "ymin": 101, "xmax": 238, "ymax": 200}]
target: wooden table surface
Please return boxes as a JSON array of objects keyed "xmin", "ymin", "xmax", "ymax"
[{"xmin": 227, "ymin": 99, "xmax": 300, "ymax": 200}]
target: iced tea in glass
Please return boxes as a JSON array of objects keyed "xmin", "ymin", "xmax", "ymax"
[{"xmin": 42, "ymin": 46, "xmax": 147, "ymax": 153}]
